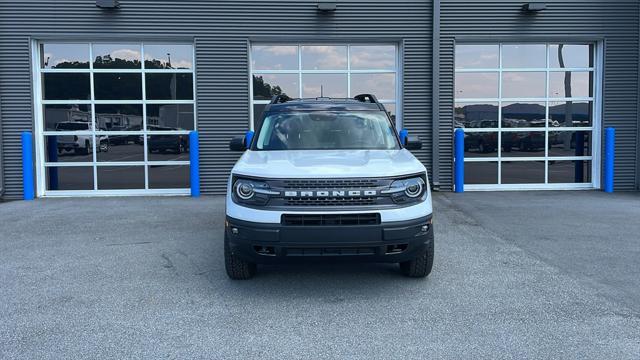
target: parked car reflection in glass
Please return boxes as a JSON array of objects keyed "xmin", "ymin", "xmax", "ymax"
[
  {"xmin": 55, "ymin": 122, "xmax": 109, "ymax": 155},
  {"xmin": 147, "ymin": 126, "xmax": 189, "ymax": 154}
]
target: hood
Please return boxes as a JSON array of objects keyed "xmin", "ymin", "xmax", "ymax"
[{"xmin": 232, "ymin": 149, "xmax": 426, "ymax": 179}]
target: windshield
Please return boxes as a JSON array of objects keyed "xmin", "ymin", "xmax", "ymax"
[{"xmin": 254, "ymin": 111, "xmax": 399, "ymax": 150}]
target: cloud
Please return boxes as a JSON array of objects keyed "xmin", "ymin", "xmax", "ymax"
[
  {"xmin": 110, "ymin": 48, "xmax": 141, "ymax": 61},
  {"xmin": 302, "ymin": 46, "xmax": 347, "ymax": 69},
  {"xmin": 258, "ymin": 46, "xmax": 297, "ymax": 56}
]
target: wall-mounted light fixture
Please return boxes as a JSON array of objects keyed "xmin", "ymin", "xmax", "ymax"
[
  {"xmin": 522, "ymin": 2, "xmax": 546, "ymax": 12},
  {"xmin": 318, "ymin": 2, "xmax": 337, "ymax": 12},
  {"xmin": 96, "ymin": 0, "xmax": 120, "ymax": 8}
]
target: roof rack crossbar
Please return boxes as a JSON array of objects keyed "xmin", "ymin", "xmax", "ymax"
[
  {"xmin": 269, "ymin": 94, "xmax": 291, "ymax": 104},
  {"xmin": 353, "ymin": 94, "xmax": 379, "ymax": 104}
]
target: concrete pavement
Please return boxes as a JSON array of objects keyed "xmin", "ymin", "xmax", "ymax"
[{"xmin": 1, "ymin": 192, "xmax": 639, "ymax": 359}]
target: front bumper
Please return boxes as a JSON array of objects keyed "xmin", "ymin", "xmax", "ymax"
[{"xmin": 225, "ymin": 215, "xmax": 433, "ymax": 264}]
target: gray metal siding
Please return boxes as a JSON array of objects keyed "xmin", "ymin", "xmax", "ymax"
[
  {"xmin": 0, "ymin": 0, "xmax": 432, "ymax": 198},
  {"xmin": 439, "ymin": 0, "xmax": 640, "ymax": 190},
  {"xmin": 0, "ymin": 96, "xmax": 3, "ymax": 196}
]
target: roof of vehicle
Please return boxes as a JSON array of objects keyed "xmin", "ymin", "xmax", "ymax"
[{"xmin": 263, "ymin": 94, "xmax": 388, "ymax": 113}]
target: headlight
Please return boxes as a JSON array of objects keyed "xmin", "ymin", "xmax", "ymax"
[
  {"xmin": 235, "ymin": 181, "xmax": 255, "ymax": 200},
  {"xmin": 383, "ymin": 175, "xmax": 427, "ymax": 204},
  {"xmin": 232, "ymin": 177, "xmax": 278, "ymax": 206}
]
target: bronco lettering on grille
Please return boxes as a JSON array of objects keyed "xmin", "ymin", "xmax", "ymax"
[{"xmin": 284, "ymin": 190, "xmax": 377, "ymax": 197}]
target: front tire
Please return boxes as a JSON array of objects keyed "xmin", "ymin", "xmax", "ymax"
[
  {"xmin": 399, "ymin": 240, "xmax": 434, "ymax": 278},
  {"xmin": 224, "ymin": 238, "xmax": 256, "ymax": 280}
]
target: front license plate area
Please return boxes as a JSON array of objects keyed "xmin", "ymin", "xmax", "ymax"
[{"xmin": 279, "ymin": 226, "xmax": 382, "ymax": 244}]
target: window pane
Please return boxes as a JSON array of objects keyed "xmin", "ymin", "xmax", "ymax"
[
  {"xmin": 502, "ymin": 44, "xmax": 546, "ymax": 68},
  {"xmin": 548, "ymin": 130, "xmax": 591, "ymax": 157},
  {"xmin": 455, "ymin": 103, "xmax": 498, "ymax": 129},
  {"xmin": 43, "ymin": 73, "xmax": 90, "ymax": 100},
  {"xmin": 253, "ymin": 103, "xmax": 267, "ymax": 131},
  {"xmin": 455, "ymin": 73, "xmax": 498, "ymax": 99},
  {"xmin": 144, "ymin": 44, "xmax": 193, "ymax": 69},
  {"xmin": 94, "ymin": 73, "xmax": 142, "ymax": 100},
  {"xmin": 549, "ymin": 101, "xmax": 592, "ymax": 127},
  {"xmin": 41, "ymin": 43, "xmax": 89, "ymax": 69},
  {"xmin": 464, "ymin": 132, "xmax": 498, "ymax": 157},
  {"xmin": 549, "ymin": 71, "xmax": 593, "ymax": 98},
  {"xmin": 464, "ymin": 162, "xmax": 498, "ymax": 184},
  {"xmin": 502, "ymin": 72, "xmax": 546, "ymax": 98},
  {"xmin": 252, "ymin": 74, "xmax": 299, "ymax": 100},
  {"xmin": 301, "ymin": 73, "xmax": 347, "ymax": 98},
  {"xmin": 350, "ymin": 73, "xmax": 395, "ymax": 100},
  {"xmin": 502, "ymin": 102, "xmax": 546, "ymax": 128},
  {"xmin": 301, "ymin": 46, "xmax": 347, "ymax": 70},
  {"xmin": 93, "ymin": 44, "xmax": 141, "ymax": 69},
  {"xmin": 350, "ymin": 46, "xmax": 396, "ymax": 70},
  {"xmin": 148, "ymin": 165, "xmax": 190, "ymax": 189},
  {"xmin": 45, "ymin": 135, "xmax": 94, "ymax": 162},
  {"xmin": 97, "ymin": 140, "xmax": 143, "ymax": 162},
  {"xmin": 548, "ymin": 160, "xmax": 592, "ymax": 183},
  {"xmin": 502, "ymin": 131, "xmax": 546, "ymax": 157},
  {"xmin": 549, "ymin": 44, "xmax": 593, "ymax": 68},
  {"xmin": 97, "ymin": 166, "xmax": 145, "ymax": 189},
  {"xmin": 145, "ymin": 73, "xmax": 193, "ymax": 100},
  {"xmin": 382, "ymin": 104, "xmax": 396, "ymax": 123},
  {"xmin": 252, "ymin": 45, "xmax": 298, "ymax": 70},
  {"xmin": 455, "ymin": 45, "xmax": 499, "ymax": 69},
  {"xmin": 95, "ymin": 105, "xmax": 143, "ymax": 132},
  {"xmin": 146, "ymin": 104, "xmax": 194, "ymax": 131},
  {"xmin": 147, "ymin": 135, "xmax": 190, "ymax": 161},
  {"xmin": 46, "ymin": 166, "xmax": 94, "ymax": 190},
  {"xmin": 44, "ymin": 104, "xmax": 91, "ymax": 131},
  {"xmin": 501, "ymin": 161, "xmax": 545, "ymax": 184}
]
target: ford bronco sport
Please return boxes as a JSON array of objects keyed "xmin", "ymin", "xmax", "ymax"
[{"xmin": 225, "ymin": 94, "xmax": 433, "ymax": 279}]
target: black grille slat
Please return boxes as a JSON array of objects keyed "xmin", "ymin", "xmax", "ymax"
[
  {"xmin": 285, "ymin": 197, "xmax": 377, "ymax": 207},
  {"xmin": 282, "ymin": 179, "xmax": 379, "ymax": 189},
  {"xmin": 281, "ymin": 213, "xmax": 380, "ymax": 226},
  {"xmin": 285, "ymin": 247, "xmax": 377, "ymax": 257}
]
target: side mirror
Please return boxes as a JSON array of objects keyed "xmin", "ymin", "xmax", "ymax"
[
  {"xmin": 229, "ymin": 136, "xmax": 246, "ymax": 151},
  {"xmin": 245, "ymin": 130, "xmax": 254, "ymax": 148},
  {"xmin": 405, "ymin": 136, "xmax": 422, "ymax": 150}
]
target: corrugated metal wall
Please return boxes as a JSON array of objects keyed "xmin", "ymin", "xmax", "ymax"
[
  {"xmin": 0, "ymin": 96, "xmax": 3, "ymax": 197},
  {"xmin": 439, "ymin": 0, "xmax": 640, "ymax": 191},
  {"xmin": 0, "ymin": 0, "xmax": 432, "ymax": 199}
]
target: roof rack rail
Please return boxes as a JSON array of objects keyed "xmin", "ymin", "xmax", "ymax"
[
  {"xmin": 353, "ymin": 94, "xmax": 379, "ymax": 104},
  {"xmin": 270, "ymin": 94, "xmax": 291, "ymax": 104}
]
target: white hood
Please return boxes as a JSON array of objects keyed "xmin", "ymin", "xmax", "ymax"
[{"xmin": 231, "ymin": 149, "xmax": 426, "ymax": 179}]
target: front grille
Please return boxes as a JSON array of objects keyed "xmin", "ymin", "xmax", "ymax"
[
  {"xmin": 264, "ymin": 177, "xmax": 397, "ymax": 208},
  {"xmin": 281, "ymin": 213, "xmax": 381, "ymax": 226},
  {"xmin": 282, "ymin": 179, "xmax": 379, "ymax": 189},
  {"xmin": 285, "ymin": 197, "xmax": 376, "ymax": 207}
]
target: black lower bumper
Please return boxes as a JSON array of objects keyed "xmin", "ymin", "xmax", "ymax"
[{"xmin": 225, "ymin": 215, "xmax": 433, "ymax": 264}]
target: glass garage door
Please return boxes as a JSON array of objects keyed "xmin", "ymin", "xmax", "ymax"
[
  {"xmin": 250, "ymin": 44, "xmax": 399, "ymax": 129},
  {"xmin": 35, "ymin": 42, "xmax": 195, "ymax": 195},
  {"xmin": 454, "ymin": 43, "xmax": 600, "ymax": 190}
]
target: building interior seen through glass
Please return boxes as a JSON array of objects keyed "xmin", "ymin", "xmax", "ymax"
[
  {"xmin": 39, "ymin": 43, "xmax": 194, "ymax": 191},
  {"xmin": 455, "ymin": 43, "xmax": 595, "ymax": 187}
]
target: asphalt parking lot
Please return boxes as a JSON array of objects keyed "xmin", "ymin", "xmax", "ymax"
[{"xmin": 1, "ymin": 192, "xmax": 639, "ymax": 359}]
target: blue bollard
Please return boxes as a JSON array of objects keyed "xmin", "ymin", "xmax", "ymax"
[
  {"xmin": 604, "ymin": 127, "xmax": 615, "ymax": 193},
  {"xmin": 189, "ymin": 131, "xmax": 200, "ymax": 197},
  {"xmin": 454, "ymin": 128, "xmax": 464, "ymax": 193},
  {"xmin": 245, "ymin": 130, "xmax": 254, "ymax": 148},
  {"xmin": 399, "ymin": 129, "xmax": 408, "ymax": 146},
  {"xmin": 21, "ymin": 132, "xmax": 35, "ymax": 200}
]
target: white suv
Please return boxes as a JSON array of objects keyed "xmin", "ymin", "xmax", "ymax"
[{"xmin": 225, "ymin": 94, "xmax": 433, "ymax": 279}]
